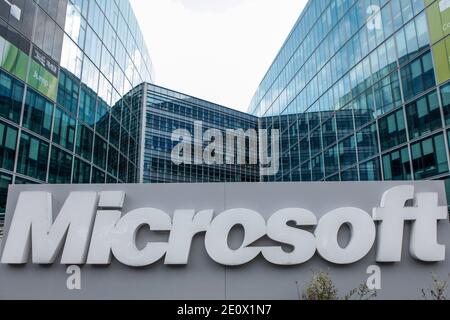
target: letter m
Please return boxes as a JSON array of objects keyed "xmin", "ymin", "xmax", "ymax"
[{"xmin": 1, "ymin": 192, "xmax": 98, "ymax": 264}]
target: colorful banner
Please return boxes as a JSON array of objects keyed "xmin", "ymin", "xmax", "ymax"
[
  {"xmin": 0, "ymin": 34, "xmax": 58, "ymax": 102},
  {"xmin": 427, "ymin": 0, "xmax": 450, "ymax": 84},
  {"xmin": 27, "ymin": 46, "xmax": 59, "ymax": 101},
  {"xmin": 0, "ymin": 36, "xmax": 28, "ymax": 82}
]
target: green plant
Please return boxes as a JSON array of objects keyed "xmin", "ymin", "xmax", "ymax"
[
  {"xmin": 421, "ymin": 273, "xmax": 449, "ymax": 300},
  {"xmin": 300, "ymin": 271, "xmax": 339, "ymax": 300},
  {"xmin": 344, "ymin": 283, "xmax": 378, "ymax": 300},
  {"xmin": 297, "ymin": 270, "xmax": 377, "ymax": 301}
]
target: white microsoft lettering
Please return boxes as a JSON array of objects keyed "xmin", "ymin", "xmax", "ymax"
[{"xmin": 0, "ymin": 186, "xmax": 447, "ymax": 266}]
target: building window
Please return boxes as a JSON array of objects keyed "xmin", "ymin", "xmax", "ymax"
[
  {"xmin": 382, "ymin": 147, "xmax": 411, "ymax": 181},
  {"xmin": 58, "ymin": 69, "xmax": 79, "ymax": 115},
  {"xmin": 341, "ymin": 166, "xmax": 359, "ymax": 181},
  {"xmin": 401, "ymin": 51, "xmax": 435, "ymax": 102},
  {"xmin": 301, "ymin": 161, "xmax": 311, "ymax": 182},
  {"xmin": 311, "ymin": 154, "xmax": 324, "ymax": 181},
  {"xmin": 95, "ymin": 100, "xmax": 110, "ymax": 139},
  {"xmin": 93, "ymin": 135, "xmax": 107, "ymax": 170},
  {"xmin": 441, "ymin": 83, "xmax": 450, "ymax": 125},
  {"xmin": 22, "ymin": 89, "xmax": 54, "ymax": 139},
  {"xmin": 0, "ymin": 120, "xmax": 17, "ymax": 171},
  {"xmin": 324, "ymin": 145, "xmax": 339, "ymax": 177},
  {"xmin": 75, "ymin": 123, "xmax": 93, "ymax": 161},
  {"xmin": 53, "ymin": 107, "xmax": 76, "ymax": 152},
  {"xmin": 339, "ymin": 135, "xmax": 357, "ymax": 169},
  {"xmin": 0, "ymin": 173, "xmax": 12, "ymax": 214},
  {"xmin": 321, "ymin": 117, "xmax": 337, "ymax": 148},
  {"xmin": 378, "ymin": 109, "xmax": 407, "ymax": 151},
  {"xmin": 0, "ymin": 71, "xmax": 24, "ymax": 124},
  {"xmin": 92, "ymin": 167, "xmax": 106, "ymax": 184},
  {"xmin": 357, "ymin": 124, "xmax": 379, "ymax": 162},
  {"xmin": 48, "ymin": 147, "xmax": 73, "ymax": 184},
  {"xmin": 373, "ymin": 71, "xmax": 402, "ymax": 116},
  {"xmin": 79, "ymin": 86, "xmax": 97, "ymax": 127},
  {"xmin": 412, "ymin": 134, "xmax": 448, "ymax": 180},
  {"xmin": 406, "ymin": 90, "xmax": 441, "ymax": 140},
  {"xmin": 336, "ymin": 109, "xmax": 354, "ymax": 139},
  {"xmin": 108, "ymin": 145, "xmax": 118, "ymax": 177},
  {"xmin": 73, "ymin": 158, "xmax": 91, "ymax": 184},
  {"xmin": 360, "ymin": 158, "xmax": 382, "ymax": 181},
  {"xmin": 17, "ymin": 132, "xmax": 49, "ymax": 182}
]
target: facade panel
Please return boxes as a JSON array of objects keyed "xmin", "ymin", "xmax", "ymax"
[
  {"xmin": 143, "ymin": 84, "xmax": 260, "ymax": 184},
  {"xmin": 0, "ymin": 0, "xmax": 154, "ymax": 217},
  {"xmin": 249, "ymin": 0, "xmax": 450, "ymax": 198}
]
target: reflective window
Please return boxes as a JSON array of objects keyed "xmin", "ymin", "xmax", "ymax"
[
  {"xmin": 23, "ymin": 89, "xmax": 53, "ymax": 139},
  {"xmin": 0, "ymin": 71, "xmax": 24, "ymax": 124},
  {"xmin": 356, "ymin": 124, "xmax": 379, "ymax": 162},
  {"xmin": 53, "ymin": 107, "xmax": 76, "ymax": 151},
  {"xmin": 339, "ymin": 135, "xmax": 357, "ymax": 169},
  {"xmin": 341, "ymin": 166, "xmax": 358, "ymax": 181},
  {"xmin": 107, "ymin": 145, "xmax": 118, "ymax": 177},
  {"xmin": 73, "ymin": 157, "xmax": 91, "ymax": 184},
  {"xmin": 48, "ymin": 146, "xmax": 73, "ymax": 184},
  {"xmin": 0, "ymin": 173, "xmax": 12, "ymax": 213},
  {"xmin": 360, "ymin": 158, "xmax": 381, "ymax": 181},
  {"xmin": 382, "ymin": 147, "xmax": 411, "ymax": 181},
  {"xmin": 301, "ymin": 161, "xmax": 311, "ymax": 182},
  {"xmin": 60, "ymin": 35, "xmax": 83, "ymax": 78},
  {"xmin": 34, "ymin": 6, "xmax": 64, "ymax": 61},
  {"xmin": 412, "ymin": 134, "xmax": 448, "ymax": 180},
  {"xmin": 58, "ymin": 69, "xmax": 79, "ymax": 115},
  {"xmin": 79, "ymin": 86, "xmax": 97, "ymax": 126},
  {"xmin": 92, "ymin": 167, "xmax": 106, "ymax": 183},
  {"xmin": 95, "ymin": 100, "xmax": 110, "ymax": 139},
  {"xmin": 17, "ymin": 132, "xmax": 49, "ymax": 181},
  {"xmin": 322, "ymin": 117, "xmax": 336, "ymax": 148},
  {"xmin": 336, "ymin": 109, "xmax": 354, "ymax": 139},
  {"xmin": 0, "ymin": 120, "xmax": 17, "ymax": 171},
  {"xmin": 324, "ymin": 145, "xmax": 339, "ymax": 177},
  {"xmin": 109, "ymin": 116, "xmax": 121, "ymax": 148},
  {"xmin": 93, "ymin": 135, "xmax": 107, "ymax": 169},
  {"xmin": 353, "ymin": 89, "xmax": 376, "ymax": 128},
  {"xmin": 441, "ymin": 83, "xmax": 450, "ymax": 125},
  {"xmin": 311, "ymin": 154, "xmax": 324, "ymax": 181},
  {"xmin": 373, "ymin": 71, "xmax": 402, "ymax": 116},
  {"xmin": 75, "ymin": 123, "xmax": 93, "ymax": 161},
  {"xmin": 378, "ymin": 109, "xmax": 407, "ymax": 151},
  {"xmin": 406, "ymin": 90, "xmax": 441, "ymax": 139},
  {"xmin": 401, "ymin": 51, "xmax": 435, "ymax": 102}
]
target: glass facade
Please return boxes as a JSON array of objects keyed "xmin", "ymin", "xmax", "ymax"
[
  {"xmin": 143, "ymin": 84, "xmax": 260, "ymax": 183},
  {"xmin": 2, "ymin": 0, "xmax": 450, "ymax": 217},
  {"xmin": 0, "ymin": 0, "xmax": 153, "ymax": 215},
  {"xmin": 249, "ymin": 0, "xmax": 450, "ymax": 198}
]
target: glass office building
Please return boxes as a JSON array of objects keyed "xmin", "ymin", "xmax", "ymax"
[
  {"xmin": 249, "ymin": 0, "xmax": 450, "ymax": 198},
  {"xmin": 0, "ymin": 0, "xmax": 154, "ymax": 217},
  {"xmin": 142, "ymin": 84, "xmax": 259, "ymax": 183}
]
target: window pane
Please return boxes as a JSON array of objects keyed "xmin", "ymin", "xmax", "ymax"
[
  {"xmin": 48, "ymin": 146, "xmax": 73, "ymax": 183},
  {"xmin": 412, "ymin": 134, "xmax": 449, "ymax": 179},
  {"xmin": 378, "ymin": 109, "xmax": 407, "ymax": 151},
  {"xmin": 382, "ymin": 147, "xmax": 412, "ymax": 180},
  {"xmin": 17, "ymin": 133, "xmax": 49, "ymax": 181},
  {"xmin": 73, "ymin": 158, "xmax": 91, "ymax": 184},
  {"xmin": 23, "ymin": 89, "xmax": 54, "ymax": 139},
  {"xmin": 0, "ymin": 71, "xmax": 24, "ymax": 123},
  {"xmin": 0, "ymin": 120, "xmax": 18, "ymax": 171},
  {"xmin": 360, "ymin": 158, "xmax": 381, "ymax": 181},
  {"xmin": 406, "ymin": 90, "xmax": 442, "ymax": 139}
]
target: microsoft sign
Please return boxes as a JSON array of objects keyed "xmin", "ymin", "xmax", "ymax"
[{"xmin": 0, "ymin": 182, "xmax": 448, "ymax": 299}]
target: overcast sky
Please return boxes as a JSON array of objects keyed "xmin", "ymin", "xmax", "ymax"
[{"xmin": 130, "ymin": 0, "xmax": 307, "ymax": 112}]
